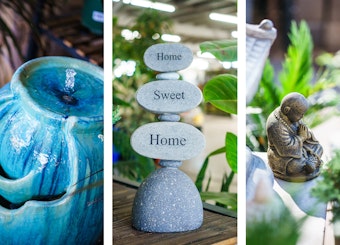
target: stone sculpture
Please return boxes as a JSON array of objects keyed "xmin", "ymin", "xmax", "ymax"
[
  {"xmin": 130, "ymin": 43, "xmax": 205, "ymax": 232},
  {"xmin": 266, "ymin": 92, "xmax": 323, "ymax": 181},
  {"xmin": 246, "ymin": 19, "xmax": 276, "ymax": 200},
  {"xmin": 246, "ymin": 19, "xmax": 277, "ymax": 104}
]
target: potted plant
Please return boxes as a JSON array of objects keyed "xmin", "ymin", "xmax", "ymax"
[{"xmin": 194, "ymin": 40, "xmax": 237, "ymax": 213}]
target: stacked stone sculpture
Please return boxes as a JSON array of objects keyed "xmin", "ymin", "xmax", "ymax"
[{"xmin": 130, "ymin": 43, "xmax": 205, "ymax": 232}]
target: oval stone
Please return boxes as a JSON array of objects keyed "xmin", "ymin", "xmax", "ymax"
[
  {"xmin": 144, "ymin": 43, "xmax": 193, "ymax": 72},
  {"xmin": 136, "ymin": 80, "xmax": 202, "ymax": 114},
  {"xmin": 131, "ymin": 122, "xmax": 205, "ymax": 161}
]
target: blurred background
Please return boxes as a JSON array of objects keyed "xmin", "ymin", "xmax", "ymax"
[
  {"xmin": 246, "ymin": 0, "xmax": 340, "ymax": 155},
  {"xmin": 247, "ymin": 0, "xmax": 340, "ymax": 67},
  {"xmin": 0, "ymin": 0, "xmax": 103, "ymax": 87},
  {"xmin": 247, "ymin": 0, "xmax": 340, "ymax": 55}
]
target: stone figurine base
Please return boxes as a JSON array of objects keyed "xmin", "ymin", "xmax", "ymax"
[
  {"xmin": 132, "ymin": 167, "xmax": 203, "ymax": 232},
  {"xmin": 272, "ymin": 169, "xmax": 321, "ymax": 182}
]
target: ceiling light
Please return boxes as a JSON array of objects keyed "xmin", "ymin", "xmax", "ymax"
[
  {"xmin": 122, "ymin": 0, "xmax": 175, "ymax": 13},
  {"xmin": 209, "ymin": 13, "xmax": 238, "ymax": 24},
  {"xmin": 152, "ymin": 2, "xmax": 175, "ymax": 12},
  {"xmin": 161, "ymin": 34, "xmax": 181, "ymax": 42}
]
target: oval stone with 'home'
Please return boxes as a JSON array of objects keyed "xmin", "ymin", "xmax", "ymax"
[
  {"xmin": 130, "ymin": 122, "xmax": 205, "ymax": 161},
  {"xmin": 144, "ymin": 43, "xmax": 193, "ymax": 72}
]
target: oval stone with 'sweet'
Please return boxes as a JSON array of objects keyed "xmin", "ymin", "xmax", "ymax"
[
  {"xmin": 144, "ymin": 43, "xmax": 193, "ymax": 72},
  {"xmin": 136, "ymin": 80, "xmax": 202, "ymax": 114},
  {"xmin": 131, "ymin": 122, "xmax": 205, "ymax": 161}
]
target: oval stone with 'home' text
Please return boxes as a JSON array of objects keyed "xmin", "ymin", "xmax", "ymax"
[
  {"xmin": 130, "ymin": 122, "xmax": 205, "ymax": 161},
  {"xmin": 144, "ymin": 43, "xmax": 193, "ymax": 72},
  {"xmin": 136, "ymin": 80, "xmax": 202, "ymax": 114}
]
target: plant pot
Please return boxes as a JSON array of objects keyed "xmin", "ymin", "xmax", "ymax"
[{"xmin": 0, "ymin": 56, "xmax": 103, "ymax": 244}]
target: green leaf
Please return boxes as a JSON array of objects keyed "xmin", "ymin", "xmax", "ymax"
[
  {"xmin": 247, "ymin": 207, "xmax": 304, "ymax": 245},
  {"xmin": 312, "ymin": 149, "xmax": 340, "ymax": 222},
  {"xmin": 113, "ymin": 96, "xmax": 130, "ymax": 107},
  {"xmin": 200, "ymin": 191, "xmax": 237, "ymax": 211},
  {"xmin": 203, "ymin": 74, "xmax": 237, "ymax": 114},
  {"xmin": 250, "ymin": 60, "xmax": 281, "ymax": 118},
  {"xmin": 279, "ymin": 20, "xmax": 313, "ymax": 97},
  {"xmin": 221, "ymin": 171, "xmax": 235, "ymax": 192},
  {"xmin": 205, "ymin": 176, "xmax": 212, "ymax": 192},
  {"xmin": 200, "ymin": 40, "xmax": 237, "ymax": 62},
  {"xmin": 225, "ymin": 132, "xmax": 237, "ymax": 173},
  {"xmin": 195, "ymin": 146, "xmax": 225, "ymax": 191}
]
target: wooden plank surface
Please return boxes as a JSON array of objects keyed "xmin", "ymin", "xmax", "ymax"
[{"xmin": 113, "ymin": 181, "xmax": 237, "ymax": 245}]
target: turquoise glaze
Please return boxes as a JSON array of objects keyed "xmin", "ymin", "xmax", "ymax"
[{"xmin": 0, "ymin": 57, "xmax": 103, "ymax": 244}]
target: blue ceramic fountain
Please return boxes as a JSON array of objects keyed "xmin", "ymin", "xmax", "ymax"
[{"xmin": 0, "ymin": 57, "xmax": 103, "ymax": 244}]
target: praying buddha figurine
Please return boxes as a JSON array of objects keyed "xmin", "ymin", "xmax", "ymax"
[{"xmin": 266, "ymin": 92, "xmax": 323, "ymax": 182}]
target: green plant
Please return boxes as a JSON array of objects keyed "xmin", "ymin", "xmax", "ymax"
[
  {"xmin": 113, "ymin": 10, "xmax": 172, "ymax": 182},
  {"xmin": 247, "ymin": 20, "xmax": 340, "ymax": 151},
  {"xmin": 195, "ymin": 40, "xmax": 237, "ymax": 212},
  {"xmin": 112, "ymin": 105, "xmax": 120, "ymax": 125},
  {"xmin": 246, "ymin": 207, "xmax": 304, "ymax": 245},
  {"xmin": 312, "ymin": 149, "xmax": 340, "ymax": 222}
]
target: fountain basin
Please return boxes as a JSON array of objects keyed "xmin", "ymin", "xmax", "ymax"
[{"xmin": 0, "ymin": 56, "xmax": 103, "ymax": 244}]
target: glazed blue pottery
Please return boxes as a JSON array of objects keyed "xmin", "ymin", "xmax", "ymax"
[{"xmin": 0, "ymin": 57, "xmax": 103, "ymax": 244}]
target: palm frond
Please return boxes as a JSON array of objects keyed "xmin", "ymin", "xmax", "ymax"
[{"xmin": 279, "ymin": 21, "xmax": 313, "ymax": 97}]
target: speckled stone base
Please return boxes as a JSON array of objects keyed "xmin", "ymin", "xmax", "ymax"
[{"xmin": 132, "ymin": 167, "xmax": 203, "ymax": 232}]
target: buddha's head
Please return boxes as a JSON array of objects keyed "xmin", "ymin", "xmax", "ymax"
[{"xmin": 280, "ymin": 92, "xmax": 309, "ymax": 123}]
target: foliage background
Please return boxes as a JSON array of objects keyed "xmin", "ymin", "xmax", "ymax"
[
  {"xmin": 113, "ymin": 10, "xmax": 172, "ymax": 181},
  {"xmin": 247, "ymin": 20, "xmax": 340, "ymax": 152}
]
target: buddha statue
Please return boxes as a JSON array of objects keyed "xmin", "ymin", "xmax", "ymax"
[{"xmin": 266, "ymin": 92, "xmax": 323, "ymax": 181}]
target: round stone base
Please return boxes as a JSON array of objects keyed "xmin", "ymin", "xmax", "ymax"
[{"xmin": 132, "ymin": 167, "xmax": 203, "ymax": 232}]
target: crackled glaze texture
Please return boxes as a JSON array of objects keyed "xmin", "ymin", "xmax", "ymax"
[{"xmin": 0, "ymin": 57, "xmax": 103, "ymax": 244}]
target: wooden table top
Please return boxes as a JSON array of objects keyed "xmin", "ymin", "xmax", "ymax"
[{"xmin": 113, "ymin": 180, "xmax": 237, "ymax": 245}]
